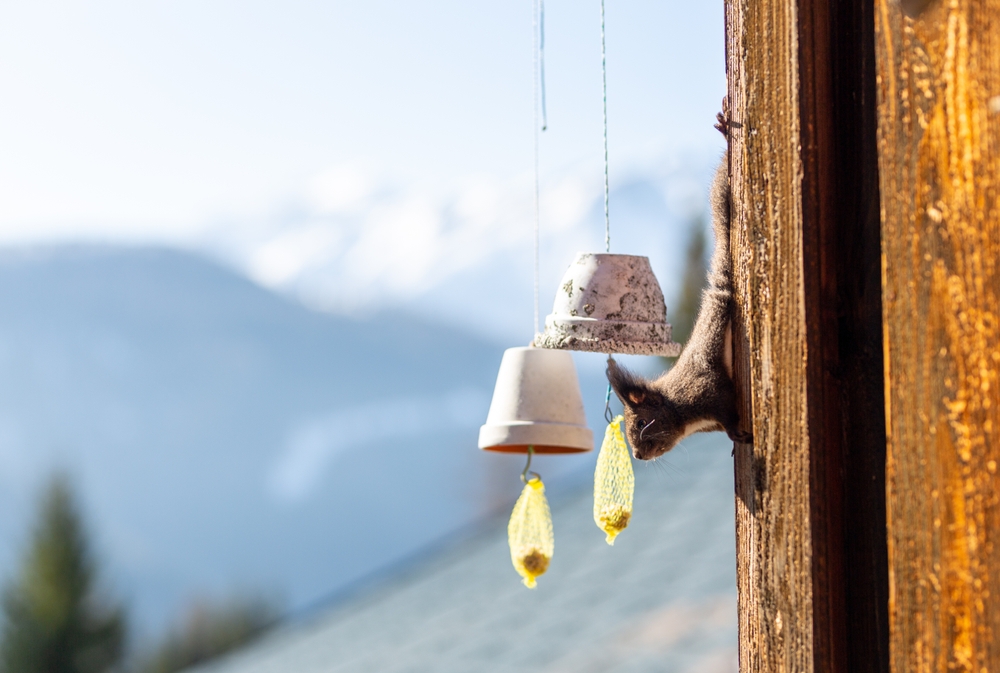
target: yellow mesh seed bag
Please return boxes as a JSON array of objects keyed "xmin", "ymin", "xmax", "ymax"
[
  {"xmin": 507, "ymin": 476, "xmax": 554, "ymax": 588},
  {"xmin": 594, "ymin": 415, "xmax": 634, "ymax": 545}
]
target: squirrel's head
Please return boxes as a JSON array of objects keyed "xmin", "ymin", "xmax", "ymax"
[{"xmin": 606, "ymin": 359, "xmax": 686, "ymax": 460}]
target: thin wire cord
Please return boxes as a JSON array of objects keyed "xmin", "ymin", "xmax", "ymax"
[
  {"xmin": 600, "ymin": 0, "xmax": 610, "ymax": 253},
  {"xmin": 532, "ymin": 0, "xmax": 542, "ymax": 335},
  {"xmin": 539, "ymin": 0, "xmax": 548, "ymax": 131},
  {"xmin": 601, "ymin": 4, "xmax": 612, "ymax": 420}
]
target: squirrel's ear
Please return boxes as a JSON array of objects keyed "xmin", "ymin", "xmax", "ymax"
[{"xmin": 606, "ymin": 359, "xmax": 653, "ymax": 408}]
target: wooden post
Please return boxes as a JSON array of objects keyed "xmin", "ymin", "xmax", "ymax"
[
  {"xmin": 875, "ymin": 0, "xmax": 1000, "ymax": 670},
  {"xmin": 726, "ymin": 0, "xmax": 889, "ymax": 670}
]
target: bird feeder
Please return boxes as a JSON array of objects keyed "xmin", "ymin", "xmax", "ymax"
[
  {"xmin": 479, "ymin": 346, "xmax": 593, "ymax": 454},
  {"xmin": 534, "ymin": 253, "xmax": 682, "ymax": 357}
]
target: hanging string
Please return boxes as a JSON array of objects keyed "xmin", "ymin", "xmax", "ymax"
[
  {"xmin": 601, "ymin": 2, "xmax": 613, "ymax": 422},
  {"xmin": 600, "ymin": 0, "xmax": 610, "ymax": 253},
  {"xmin": 539, "ymin": 0, "xmax": 548, "ymax": 132},
  {"xmin": 532, "ymin": 0, "xmax": 543, "ymax": 336}
]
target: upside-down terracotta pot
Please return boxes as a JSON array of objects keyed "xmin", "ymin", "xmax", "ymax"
[
  {"xmin": 478, "ymin": 347, "xmax": 593, "ymax": 454},
  {"xmin": 534, "ymin": 253, "xmax": 682, "ymax": 357}
]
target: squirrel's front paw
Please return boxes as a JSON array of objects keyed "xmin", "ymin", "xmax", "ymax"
[
  {"xmin": 728, "ymin": 429, "xmax": 753, "ymax": 445},
  {"xmin": 714, "ymin": 111, "xmax": 729, "ymax": 138}
]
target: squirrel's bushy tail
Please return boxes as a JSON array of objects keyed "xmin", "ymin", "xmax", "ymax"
[{"xmin": 707, "ymin": 150, "xmax": 732, "ymax": 292}]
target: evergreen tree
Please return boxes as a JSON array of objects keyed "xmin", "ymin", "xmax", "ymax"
[
  {"xmin": 0, "ymin": 475, "xmax": 125, "ymax": 673},
  {"xmin": 668, "ymin": 214, "xmax": 710, "ymax": 353}
]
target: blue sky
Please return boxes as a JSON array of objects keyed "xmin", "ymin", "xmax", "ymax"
[
  {"xmin": 0, "ymin": 2, "xmax": 733, "ymax": 632},
  {"xmin": 0, "ymin": 0, "xmax": 725, "ymax": 336}
]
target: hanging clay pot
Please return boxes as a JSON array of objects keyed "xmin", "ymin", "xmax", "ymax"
[
  {"xmin": 534, "ymin": 253, "xmax": 682, "ymax": 357},
  {"xmin": 479, "ymin": 347, "xmax": 593, "ymax": 454}
]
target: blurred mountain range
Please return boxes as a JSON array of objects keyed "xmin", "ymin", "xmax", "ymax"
[
  {"xmin": 0, "ymin": 245, "xmax": 613, "ymax": 640},
  {"xmin": 0, "ymin": 147, "xmax": 716, "ymax": 645}
]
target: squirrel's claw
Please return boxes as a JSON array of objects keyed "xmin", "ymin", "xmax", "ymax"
[
  {"xmin": 714, "ymin": 111, "xmax": 729, "ymax": 139},
  {"xmin": 715, "ymin": 96, "xmax": 732, "ymax": 138},
  {"xmin": 728, "ymin": 429, "xmax": 753, "ymax": 445}
]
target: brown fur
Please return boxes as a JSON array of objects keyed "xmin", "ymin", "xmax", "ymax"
[{"xmin": 607, "ymin": 124, "xmax": 752, "ymax": 460}]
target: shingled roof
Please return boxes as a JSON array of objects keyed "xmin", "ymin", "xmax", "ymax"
[{"xmin": 186, "ymin": 432, "xmax": 738, "ymax": 673}]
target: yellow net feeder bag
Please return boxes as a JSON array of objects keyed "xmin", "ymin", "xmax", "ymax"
[
  {"xmin": 507, "ymin": 476, "xmax": 554, "ymax": 588},
  {"xmin": 594, "ymin": 415, "xmax": 634, "ymax": 544}
]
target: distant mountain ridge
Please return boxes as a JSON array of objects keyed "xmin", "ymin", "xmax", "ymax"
[{"xmin": 0, "ymin": 245, "xmax": 602, "ymax": 638}]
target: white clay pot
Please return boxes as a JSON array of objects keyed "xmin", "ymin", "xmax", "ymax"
[
  {"xmin": 534, "ymin": 253, "xmax": 682, "ymax": 357},
  {"xmin": 478, "ymin": 347, "xmax": 594, "ymax": 454}
]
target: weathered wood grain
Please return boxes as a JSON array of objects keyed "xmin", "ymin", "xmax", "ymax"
[
  {"xmin": 874, "ymin": 0, "xmax": 1000, "ymax": 670},
  {"xmin": 727, "ymin": 0, "xmax": 889, "ymax": 669},
  {"xmin": 728, "ymin": 0, "xmax": 814, "ymax": 667}
]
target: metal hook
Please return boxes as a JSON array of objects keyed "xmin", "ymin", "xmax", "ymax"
[
  {"xmin": 521, "ymin": 445, "xmax": 540, "ymax": 484},
  {"xmin": 604, "ymin": 355, "xmax": 616, "ymax": 424}
]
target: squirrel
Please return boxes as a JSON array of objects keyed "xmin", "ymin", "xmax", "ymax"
[{"xmin": 606, "ymin": 110, "xmax": 752, "ymax": 460}]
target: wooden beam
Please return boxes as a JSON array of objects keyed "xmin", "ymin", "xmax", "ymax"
[
  {"xmin": 726, "ymin": 0, "xmax": 889, "ymax": 669},
  {"xmin": 875, "ymin": 0, "xmax": 1000, "ymax": 670},
  {"xmin": 728, "ymin": 0, "xmax": 813, "ymax": 668}
]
